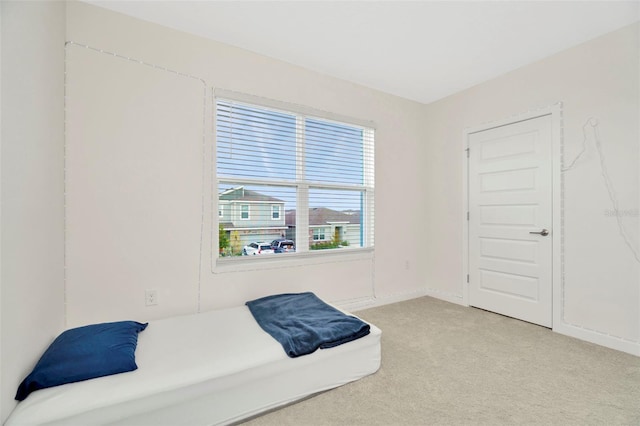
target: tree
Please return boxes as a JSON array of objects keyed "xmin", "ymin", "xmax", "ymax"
[
  {"xmin": 219, "ymin": 225, "xmax": 229, "ymax": 252},
  {"xmin": 230, "ymin": 231, "xmax": 241, "ymax": 255}
]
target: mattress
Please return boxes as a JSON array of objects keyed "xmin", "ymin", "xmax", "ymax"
[{"xmin": 5, "ymin": 305, "xmax": 381, "ymax": 425}]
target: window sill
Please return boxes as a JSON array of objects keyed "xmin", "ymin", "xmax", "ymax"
[{"xmin": 212, "ymin": 247, "xmax": 374, "ymax": 274}]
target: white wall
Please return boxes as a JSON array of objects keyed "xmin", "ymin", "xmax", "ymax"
[
  {"xmin": 420, "ymin": 23, "xmax": 640, "ymax": 355},
  {"xmin": 63, "ymin": 1, "xmax": 425, "ymax": 325},
  {"xmin": 64, "ymin": 41, "xmax": 207, "ymax": 325},
  {"xmin": 0, "ymin": 1, "xmax": 66, "ymax": 422},
  {"xmin": 2, "ymin": 2, "xmax": 637, "ymax": 421}
]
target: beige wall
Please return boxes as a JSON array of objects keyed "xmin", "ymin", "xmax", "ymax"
[
  {"xmin": 1, "ymin": 1, "xmax": 638, "ymax": 421},
  {"xmin": 1, "ymin": 1, "xmax": 66, "ymax": 421},
  {"xmin": 420, "ymin": 23, "xmax": 640, "ymax": 354},
  {"xmin": 62, "ymin": 1, "xmax": 425, "ymax": 324}
]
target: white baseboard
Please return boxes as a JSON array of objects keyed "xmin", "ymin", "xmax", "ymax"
[
  {"xmin": 337, "ymin": 289, "xmax": 639, "ymax": 358},
  {"xmin": 340, "ymin": 288, "xmax": 465, "ymax": 312},
  {"xmin": 340, "ymin": 289, "xmax": 429, "ymax": 312},
  {"xmin": 423, "ymin": 287, "xmax": 466, "ymax": 306},
  {"xmin": 335, "ymin": 296, "xmax": 377, "ymax": 312},
  {"xmin": 553, "ymin": 322, "xmax": 640, "ymax": 357}
]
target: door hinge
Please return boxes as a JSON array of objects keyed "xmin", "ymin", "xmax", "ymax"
[
  {"xmin": 466, "ymin": 147, "xmax": 470, "ymax": 158},
  {"xmin": 467, "ymin": 211, "xmax": 470, "ymax": 221},
  {"xmin": 467, "ymin": 274, "xmax": 469, "ymax": 283}
]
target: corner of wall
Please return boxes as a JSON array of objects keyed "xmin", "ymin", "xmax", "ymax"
[
  {"xmin": 1, "ymin": 1, "xmax": 67, "ymax": 422},
  {"xmin": 0, "ymin": 1, "xmax": 4, "ymax": 419}
]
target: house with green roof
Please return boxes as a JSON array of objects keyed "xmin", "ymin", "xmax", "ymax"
[
  {"xmin": 285, "ymin": 207, "xmax": 361, "ymax": 248},
  {"xmin": 218, "ymin": 187, "xmax": 287, "ymax": 253}
]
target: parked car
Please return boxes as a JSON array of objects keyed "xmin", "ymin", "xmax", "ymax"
[
  {"xmin": 270, "ymin": 239, "xmax": 296, "ymax": 253},
  {"xmin": 242, "ymin": 242, "xmax": 275, "ymax": 255}
]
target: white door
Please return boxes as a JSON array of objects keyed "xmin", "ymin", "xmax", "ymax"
[{"xmin": 468, "ymin": 114, "xmax": 553, "ymax": 327}]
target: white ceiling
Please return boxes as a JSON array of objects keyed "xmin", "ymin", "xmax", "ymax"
[{"xmin": 86, "ymin": 1, "xmax": 639, "ymax": 105}]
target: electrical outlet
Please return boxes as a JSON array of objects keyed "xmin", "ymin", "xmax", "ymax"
[{"xmin": 145, "ymin": 289, "xmax": 158, "ymax": 306}]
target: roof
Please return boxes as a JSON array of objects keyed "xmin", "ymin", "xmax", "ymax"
[
  {"xmin": 219, "ymin": 186, "xmax": 284, "ymax": 203},
  {"xmin": 286, "ymin": 208, "xmax": 361, "ymax": 227}
]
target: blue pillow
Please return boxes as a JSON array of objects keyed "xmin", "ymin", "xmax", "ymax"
[{"xmin": 15, "ymin": 320, "xmax": 148, "ymax": 401}]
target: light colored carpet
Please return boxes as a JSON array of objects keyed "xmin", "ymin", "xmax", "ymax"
[{"xmin": 242, "ymin": 296, "xmax": 640, "ymax": 425}]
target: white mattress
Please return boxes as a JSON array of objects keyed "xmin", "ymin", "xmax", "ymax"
[{"xmin": 5, "ymin": 305, "xmax": 381, "ymax": 426}]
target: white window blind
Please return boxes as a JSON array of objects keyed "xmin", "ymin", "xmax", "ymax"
[{"xmin": 216, "ymin": 97, "xmax": 374, "ymax": 259}]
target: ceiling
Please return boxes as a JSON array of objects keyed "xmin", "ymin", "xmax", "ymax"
[{"xmin": 85, "ymin": 1, "xmax": 639, "ymax": 105}]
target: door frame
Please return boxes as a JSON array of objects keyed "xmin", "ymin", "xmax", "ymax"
[{"xmin": 462, "ymin": 103, "xmax": 563, "ymax": 328}]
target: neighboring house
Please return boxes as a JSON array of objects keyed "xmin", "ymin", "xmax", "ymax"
[
  {"xmin": 285, "ymin": 208, "xmax": 362, "ymax": 248},
  {"xmin": 218, "ymin": 187, "xmax": 287, "ymax": 253}
]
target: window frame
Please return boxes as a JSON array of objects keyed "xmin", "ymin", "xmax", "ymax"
[
  {"xmin": 240, "ymin": 204, "xmax": 250, "ymax": 220},
  {"xmin": 271, "ymin": 204, "xmax": 281, "ymax": 220},
  {"xmin": 312, "ymin": 227, "xmax": 327, "ymax": 241},
  {"xmin": 214, "ymin": 89, "xmax": 375, "ymax": 270}
]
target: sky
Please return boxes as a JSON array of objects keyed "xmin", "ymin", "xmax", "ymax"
[{"xmin": 217, "ymin": 100, "xmax": 368, "ymax": 212}]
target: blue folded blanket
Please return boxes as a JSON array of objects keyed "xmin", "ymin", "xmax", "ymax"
[{"xmin": 246, "ymin": 292, "xmax": 370, "ymax": 358}]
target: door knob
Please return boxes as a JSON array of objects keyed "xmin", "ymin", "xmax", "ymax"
[{"xmin": 529, "ymin": 229, "xmax": 549, "ymax": 236}]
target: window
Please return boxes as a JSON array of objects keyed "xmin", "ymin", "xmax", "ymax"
[
  {"xmin": 313, "ymin": 228, "xmax": 326, "ymax": 241},
  {"xmin": 216, "ymin": 95, "xmax": 374, "ymax": 259},
  {"xmin": 272, "ymin": 205, "xmax": 280, "ymax": 220},
  {"xmin": 240, "ymin": 205, "xmax": 249, "ymax": 220}
]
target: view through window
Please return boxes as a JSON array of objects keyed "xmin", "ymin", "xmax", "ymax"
[{"xmin": 216, "ymin": 99, "xmax": 374, "ymax": 258}]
